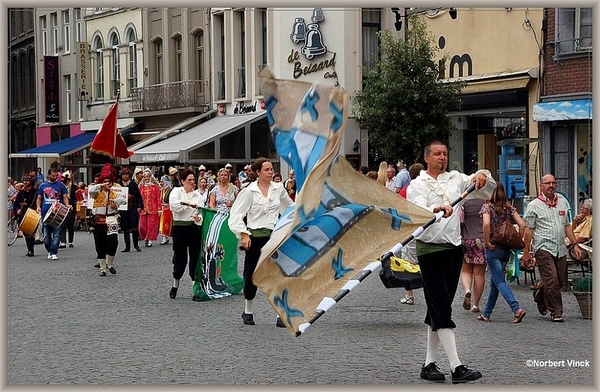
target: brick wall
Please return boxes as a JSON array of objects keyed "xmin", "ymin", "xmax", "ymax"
[{"xmin": 542, "ymin": 8, "xmax": 593, "ymax": 97}]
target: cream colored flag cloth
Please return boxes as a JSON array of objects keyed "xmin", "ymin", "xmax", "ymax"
[{"xmin": 254, "ymin": 68, "xmax": 433, "ymax": 336}]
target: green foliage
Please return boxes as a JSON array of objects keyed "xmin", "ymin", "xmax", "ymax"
[
  {"xmin": 574, "ymin": 274, "xmax": 593, "ymax": 292},
  {"xmin": 351, "ymin": 16, "xmax": 465, "ymax": 165}
]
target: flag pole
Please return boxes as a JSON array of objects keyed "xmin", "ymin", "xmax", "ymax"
[
  {"xmin": 112, "ymin": 90, "xmax": 120, "ymax": 165},
  {"xmin": 295, "ymin": 183, "xmax": 477, "ymax": 337}
]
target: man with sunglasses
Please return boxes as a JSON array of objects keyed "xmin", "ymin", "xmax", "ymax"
[{"xmin": 522, "ymin": 174, "xmax": 581, "ymax": 323}]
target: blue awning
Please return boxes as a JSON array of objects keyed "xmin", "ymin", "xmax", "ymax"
[
  {"xmin": 533, "ymin": 99, "xmax": 592, "ymax": 122},
  {"xmin": 9, "ymin": 132, "xmax": 97, "ymax": 158}
]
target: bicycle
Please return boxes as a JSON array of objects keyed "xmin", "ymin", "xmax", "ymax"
[{"xmin": 7, "ymin": 215, "xmax": 20, "ymax": 246}]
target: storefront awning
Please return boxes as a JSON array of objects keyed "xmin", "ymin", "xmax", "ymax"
[
  {"xmin": 445, "ymin": 68, "xmax": 538, "ymax": 95},
  {"xmin": 130, "ymin": 112, "xmax": 267, "ymax": 163},
  {"xmin": 9, "ymin": 132, "xmax": 97, "ymax": 158},
  {"xmin": 9, "ymin": 122, "xmax": 140, "ymax": 159},
  {"xmin": 533, "ymin": 99, "xmax": 593, "ymax": 121}
]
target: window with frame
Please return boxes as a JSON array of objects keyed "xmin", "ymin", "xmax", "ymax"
[
  {"xmin": 235, "ymin": 10, "xmax": 246, "ymax": 98},
  {"xmin": 40, "ymin": 15, "xmax": 48, "ymax": 55},
  {"xmin": 75, "ymin": 8, "xmax": 82, "ymax": 42},
  {"xmin": 64, "ymin": 74, "xmax": 72, "ymax": 121},
  {"xmin": 556, "ymin": 7, "xmax": 593, "ymax": 54},
  {"xmin": 110, "ymin": 33, "xmax": 120, "ymax": 97},
  {"xmin": 174, "ymin": 34, "xmax": 182, "ymax": 82},
  {"xmin": 62, "ymin": 10, "xmax": 70, "ymax": 53},
  {"xmin": 154, "ymin": 38, "xmax": 163, "ymax": 85},
  {"xmin": 362, "ymin": 9, "xmax": 381, "ymax": 71},
  {"xmin": 127, "ymin": 29, "xmax": 137, "ymax": 94},
  {"xmin": 194, "ymin": 29, "xmax": 205, "ymax": 81},
  {"xmin": 51, "ymin": 12, "xmax": 58, "ymax": 54},
  {"xmin": 94, "ymin": 36, "xmax": 104, "ymax": 100}
]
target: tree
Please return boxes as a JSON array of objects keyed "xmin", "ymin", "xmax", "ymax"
[{"xmin": 351, "ymin": 15, "xmax": 465, "ymax": 165}]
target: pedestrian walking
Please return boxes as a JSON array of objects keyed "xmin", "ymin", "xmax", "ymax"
[
  {"xmin": 522, "ymin": 174, "xmax": 581, "ymax": 322},
  {"xmin": 478, "ymin": 182, "xmax": 526, "ymax": 323}
]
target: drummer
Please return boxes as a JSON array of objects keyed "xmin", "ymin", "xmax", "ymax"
[
  {"xmin": 14, "ymin": 174, "xmax": 38, "ymax": 257},
  {"xmin": 35, "ymin": 167, "xmax": 70, "ymax": 260}
]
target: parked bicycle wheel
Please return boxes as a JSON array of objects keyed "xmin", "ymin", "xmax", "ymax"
[{"xmin": 7, "ymin": 217, "xmax": 20, "ymax": 246}]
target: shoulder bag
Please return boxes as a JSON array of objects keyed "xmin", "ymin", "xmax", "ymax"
[{"xmin": 493, "ymin": 214, "xmax": 525, "ymax": 250}]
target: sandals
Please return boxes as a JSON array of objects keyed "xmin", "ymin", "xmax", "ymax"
[
  {"xmin": 513, "ymin": 309, "xmax": 526, "ymax": 323},
  {"xmin": 551, "ymin": 315, "xmax": 564, "ymax": 322},
  {"xmin": 476, "ymin": 315, "xmax": 490, "ymax": 322},
  {"xmin": 462, "ymin": 291, "xmax": 472, "ymax": 310}
]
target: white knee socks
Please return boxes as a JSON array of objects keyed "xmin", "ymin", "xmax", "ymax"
[
  {"xmin": 425, "ymin": 325, "xmax": 440, "ymax": 365},
  {"xmin": 437, "ymin": 328, "xmax": 461, "ymax": 371},
  {"xmin": 244, "ymin": 299, "xmax": 254, "ymax": 314}
]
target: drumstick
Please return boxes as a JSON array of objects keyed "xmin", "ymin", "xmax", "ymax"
[{"xmin": 295, "ymin": 183, "xmax": 477, "ymax": 337}]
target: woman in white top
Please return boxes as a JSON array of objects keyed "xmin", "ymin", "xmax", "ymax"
[
  {"xmin": 168, "ymin": 169, "xmax": 203, "ymax": 300},
  {"xmin": 208, "ymin": 168, "xmax": 239, "ymax": 215},
  {"xmin": 197, "ymin": 176, "xmax": 209, "ymax": 208},
  {"xmin": 228, "ymin": 158, "xmax": 294, "ymax": 327}
]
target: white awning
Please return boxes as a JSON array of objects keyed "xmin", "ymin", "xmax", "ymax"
[{"xmin": 129, "ymin": 111, "xmax": 266, "ymax": 163}]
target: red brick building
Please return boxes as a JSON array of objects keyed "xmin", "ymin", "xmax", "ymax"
[{"xmin": 533, "ymin": 7, "xmax": 593, "ymax": 208}]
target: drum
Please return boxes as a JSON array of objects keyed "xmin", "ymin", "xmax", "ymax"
[
  {"xmin": 19, "ymin": 208, "xmax": 41, "ymax": 236},
  {"xmin": 43, "ymin": 202, "xmax": 72, "ymax": 229},
  {"xmin": 76, "ymin": 204, "xmax": 87, "ymax": 220}
]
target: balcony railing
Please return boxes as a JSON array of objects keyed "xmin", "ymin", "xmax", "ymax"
[{"xmin": 130, "ymin": 80, "xmax": 209, "ymax": 112}]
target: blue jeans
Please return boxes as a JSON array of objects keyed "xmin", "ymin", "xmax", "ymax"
[
  {"xmin": 43, "ymin": 222, "xmax": 63, "ymax": 255},
  {"xmin": 482, "ymin": 247, "xmax": 520, "ymax": 318}
]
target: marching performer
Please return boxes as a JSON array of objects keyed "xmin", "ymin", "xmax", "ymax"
[
  {"xmin": 36, "ymin": 167, "xmax": 70, "ymax": 260},
  {"xmin": 228, "ymin": 158, "xmax": 294, "ymax": 327},
  {"xmin": 88, "ymin": 164, "xmax": 126, "ymax": 276},
  {"xmin": 14, "ymin": 174, "xmax": 38, "ymax": 257}
]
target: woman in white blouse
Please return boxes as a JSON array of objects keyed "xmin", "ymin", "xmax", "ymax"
[
  {"xmin": 228, "ymin": 158, "xmax": 294, "ymax": 327},
  {"xmin": 168, "ymin": 169, "xmax": 203, "ymax": 300}
]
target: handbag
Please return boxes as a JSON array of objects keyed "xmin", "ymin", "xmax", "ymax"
[
  {"xmin": 379, "ymin": 256, "xmax": 423, "ymax": 290},
  {"xmin": 493, "ymin": 217, "xmax": 525, "ymax": 249}
]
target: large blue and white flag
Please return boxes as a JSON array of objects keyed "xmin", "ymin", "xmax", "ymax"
[{"xmin": 253, "ymin": 68, "xmax": 434, "ymax": 335}]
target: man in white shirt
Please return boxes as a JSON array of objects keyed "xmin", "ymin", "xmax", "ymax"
[{"xmin": 408, "ymin": 140, "xmax": 495, "ymax": 384}]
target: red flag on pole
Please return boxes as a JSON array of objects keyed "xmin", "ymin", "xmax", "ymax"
[{"xmin": 90, "ymin": 100, "xmax": 133, "ymax": 159}]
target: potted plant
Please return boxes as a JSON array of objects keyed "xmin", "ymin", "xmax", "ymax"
[{"xmin": 573, "ymin": 274, "xmax": 592, "ymax": 319}]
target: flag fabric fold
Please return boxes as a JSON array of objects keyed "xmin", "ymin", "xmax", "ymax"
[
  {"xmin": 193, "ymin": 207, "xmax": 243, "ymax": 300},
  {"xmin": 253, "ymin": 68, "xmax": 435, "ymax": 335},
  {"xmin": 90, "ymin": 100, "xmax": 133, "ymax": 159}
]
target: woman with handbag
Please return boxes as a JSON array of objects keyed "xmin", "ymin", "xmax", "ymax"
[{"xmin": 478, "ymin": 182, "xmax": 527, "ymax": 323}]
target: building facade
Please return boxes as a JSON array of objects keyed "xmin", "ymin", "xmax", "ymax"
[
  {"xmin": 533, "ymin": 7, "xmax": 593, "ymax": 209},
  {"xmin": 8, "ymin": 8, "xmax": 36, "ymax": 180}
]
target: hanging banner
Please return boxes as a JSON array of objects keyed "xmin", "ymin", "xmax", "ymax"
[
  {"xmin": 44, "ymin": 56, "xmax": 60, "ymax": 122},
  {"xmin": 76, "ymin": 42, "xmax": 91, "ymax": 101}
]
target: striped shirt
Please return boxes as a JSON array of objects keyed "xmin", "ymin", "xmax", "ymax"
[{"xmin": 523, "ymin": 195, "xmax": 572, "ymax": 257}]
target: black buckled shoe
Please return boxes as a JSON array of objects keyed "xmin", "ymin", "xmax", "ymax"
[
  {"xmin": 451, "ymin": 365, "xmax": 482, "ymax": 384},
  {"xmin": 276, "ymin": 317, "xmax": 286, "ymax": 328},
  {"xmin": 242, "ymin": 312, "xmax": 255, "ymax": 325},
  {"xmin": 169, "ymin": 287, "xmax": 178, "ymax": 299},
  {"xmin": 94, "ymin": 263, "xmax": 100, "ymax": 268},
  {"xmin": 99, "ymin": 271, "xmax": 106, "ymax": 276},
  {"xmin": 134, "ymin": 245, "xmax": 142, "ymax": 252},
  {"xmin": 108, "ymin": 266, "xmax": 116, "ymax": 274},
  {"xmin": 420, "ymin": 362, "xmax": 446, "ymax": 382},
  {"xmin": 121, "ymin": 248, "xmax": 130, "ymax": 253},
  {"xmin": 26, "ymin": 251, "xmax": 34, "ymax": 257}
]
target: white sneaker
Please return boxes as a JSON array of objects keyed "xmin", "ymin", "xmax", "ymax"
[
  {"xmin": 47, "ymin": 253, "xmax": 52, "ymax": 259},
  {"xmin": 400, "ymin": 296, "xmax": 415, "ymax": 305},
  {"xmin": 50, "ymin": 254, "xmax": 58, "ymax": 260}
]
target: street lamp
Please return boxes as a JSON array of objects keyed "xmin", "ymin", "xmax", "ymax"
[{"xmin": 391, "ymin": 7, "xmax": 458, "ymax": 31}]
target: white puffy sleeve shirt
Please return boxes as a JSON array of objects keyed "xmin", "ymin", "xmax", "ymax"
[
  {"xmin": 407, "ymin": 169, "xmax": 495, "ymax": 246},
  {"xmin": 169, "ymin": 186, "xmax": 203, "ymax": 224},
  {"xmin": 228, "ymin": 181, "xmax": 294, "ymax": 239}
]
